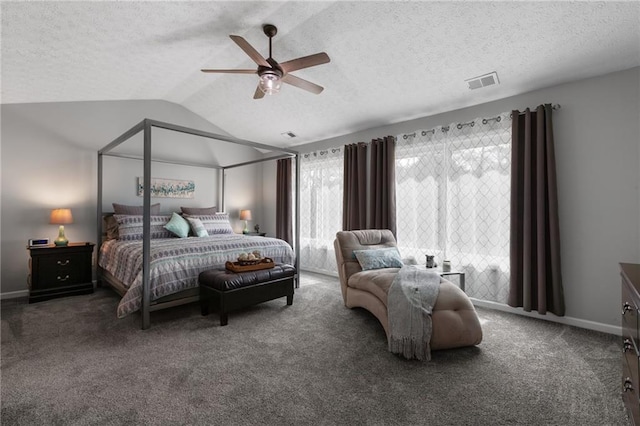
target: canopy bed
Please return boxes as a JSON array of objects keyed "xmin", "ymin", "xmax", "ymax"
[{"xmin": 97, "ymin": 119, "xmax": 300, "ymax": 329}]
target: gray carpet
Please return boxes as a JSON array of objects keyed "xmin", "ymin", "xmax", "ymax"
[{"xmin": 1, "ymin": 272, "xmax": 629, "ymax": 425}]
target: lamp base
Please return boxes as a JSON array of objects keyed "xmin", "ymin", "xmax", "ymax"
[{"xmin": 54, "ymin": 225, "xmax": 69, "ymax": 246}]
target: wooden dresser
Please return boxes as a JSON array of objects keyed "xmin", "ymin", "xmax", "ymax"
[{"xmin": 621, "ymin": 262, "xmax": 640, "ymax": 424}]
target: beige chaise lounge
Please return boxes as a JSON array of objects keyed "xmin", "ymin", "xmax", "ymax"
[{"xmin": 334, "ymin": 229, "xmax": 483, "ymax": 351}]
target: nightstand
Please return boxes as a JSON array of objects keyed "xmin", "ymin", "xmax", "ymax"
[
  {"xmin": 28, "ymin": 242, "xmax": 94, "ymax": 303},
  {"xmin": 243, "ymin": 232, "xmax": 267, "ymax": 237}
]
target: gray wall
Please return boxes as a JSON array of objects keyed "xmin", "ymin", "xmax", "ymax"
[
  {"xmin": 273, "ymin": 67, "xmax": 640, "ymax": 331},
  {"xmin": 1, "ymin": 100, "xmax": 265, "ymax": 296}
]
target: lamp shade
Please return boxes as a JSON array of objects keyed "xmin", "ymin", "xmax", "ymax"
[
  {"xmin": 239, "ymin": 210, "xmax": 252, "ymax": 221},
  {"xmin": 50, "ymin": 208, "xmax": 73, "ymax": 224}
]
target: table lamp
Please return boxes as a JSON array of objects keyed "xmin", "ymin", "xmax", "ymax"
[
  {"xmin": 50, "ymin": 208, "xmax": 73, "ymax": 246},
  {"xmin": 240, "ymin": 210, "xmax": 252, "ymax": 234}
]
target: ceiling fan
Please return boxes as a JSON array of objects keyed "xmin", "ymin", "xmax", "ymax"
[{"xmin": 201, "ymin": 24, "xmax": 330, "ymax": 99}]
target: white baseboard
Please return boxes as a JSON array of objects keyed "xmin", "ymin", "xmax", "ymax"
[
  {"xmin": 1, "ymin": 289, "xmax": 29, "ymax": 300},
  {"xmin": 300, "ymin": 267, "xmax": 339, "ymax": 278},
  {"xmin": 471, "ymin": 298, "xmax": 621, "ymax": 336}
]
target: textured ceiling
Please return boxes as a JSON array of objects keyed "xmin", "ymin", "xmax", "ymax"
[{"xmin": 2, "ymin": 1, "xmax": 639, "ymax": 147}]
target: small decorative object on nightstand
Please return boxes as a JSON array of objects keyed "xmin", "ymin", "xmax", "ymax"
[
  {"xmin": 442, "ymin": 260, "xmax": 451, "ymax": 272},
  {"xmin": 27, "ymin": 242, "xmax": 94, "ymax": 303}
]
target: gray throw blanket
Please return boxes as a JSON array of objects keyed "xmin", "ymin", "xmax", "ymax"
[{"xmin": 387, "ymin": 265, "xmax": 441, "ymax": 361}]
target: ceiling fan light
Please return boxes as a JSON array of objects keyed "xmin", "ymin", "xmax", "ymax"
[{"xmin": 259, "ymin": 71, "xmax": 282, "ymax": 95}]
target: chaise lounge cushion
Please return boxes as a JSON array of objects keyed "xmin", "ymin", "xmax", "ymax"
[
  {"xmin": 347, "ymin": 268, "xmax": 399, "ymax": 305},
  {"xmin": 334, "ymin": 229, "xmax": 482, "ymax": 353}
]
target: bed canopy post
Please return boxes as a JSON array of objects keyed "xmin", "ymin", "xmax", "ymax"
[
  {"xmin": 141, "ymin": 120, "xmax": 152, "ymax": 330},
  {"xmin": 221, "ymin": 170, "xmax": 226, "ymax": 212},
  {"xmin": 96, "ymin": 152, "xmax": 103, "ymax": 285},
  {"xmin": 97, "ymin": 119, "xmax": 145, "ymax": 289},
  {"xmin": 295, "ymin": 154, "xmax": 301, "ymax": 288}
]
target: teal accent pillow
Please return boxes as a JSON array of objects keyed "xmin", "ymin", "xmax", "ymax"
[
  {"xmin": 164, "ymin": 212, "xmax": 190, "ymax": 238},
  {"xmin": 354, "ymin": 247, "xmax": 404, "ymax": 270},
  {"xmin": 186, "ymin": 217, "xmax": 208, "ymax": 238}
]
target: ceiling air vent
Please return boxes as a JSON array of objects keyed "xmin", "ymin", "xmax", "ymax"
[
  {"xmin": 465, "ymin": 71, "xmax": 500, "ymax": 90},
  {"xmin": 281, "ymin": 131, "xmax": 297, "ymax": 139}
]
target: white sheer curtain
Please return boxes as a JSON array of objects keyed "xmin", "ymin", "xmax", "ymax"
[
  {"xmin": 299, "ymin": 148, "xmax": 343, "ymax": 275},
  {"xmin": 395, "ymin": 113, "xmax": 511, "ymax": 302}
]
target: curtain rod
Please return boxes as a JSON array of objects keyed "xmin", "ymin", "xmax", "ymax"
[
  {"xmin": 302, "ymin": 148, "xmax": 341, "ymax": 158},
  {"xmin": 483, "ymin": 104, "xmax": 561, "ymax": 126},
  {"xmin": 509, "ymin": 103, "xmax": 561, "ymax": 119},
  {"xmin": 401, "ymin": 104, "xmax": 561, "ymax": 139},
  {"xmin": 516, "ymin": 103, "xmax": 561, "ymax": 113}
]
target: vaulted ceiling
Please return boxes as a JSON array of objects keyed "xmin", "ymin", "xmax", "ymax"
[{"xmin": 2, "ymin": 1, "xmax": 639, "ymax": 147}]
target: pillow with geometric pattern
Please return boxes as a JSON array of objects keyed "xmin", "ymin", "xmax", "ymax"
[
  {"xmin": 114, "ymin": 214, "xmax": 173, "ymax": 240},
  {"xmin": 353, "ymin": 247, "xmax": 404, "ymax": 271},
  {"xmin": 184, "ymin": 212, "xmax": 234, "ymax": 235},
  {"xmin": 185, "ymin": 217, "xmax": 209, "ymax": 237}
]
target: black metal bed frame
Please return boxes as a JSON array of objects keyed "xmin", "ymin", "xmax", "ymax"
[{"xmin": 97, "ymin": 118, "xmax": 300, "ymax": 329}]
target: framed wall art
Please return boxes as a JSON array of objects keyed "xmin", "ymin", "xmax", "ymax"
[{"xmin": 137, "ymin": 177, "xmax": 195, "ymax": 198}]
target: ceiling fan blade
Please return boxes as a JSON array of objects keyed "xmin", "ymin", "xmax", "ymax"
[
  {"xmin": 253, "ymin": 85, "xmax": 265, "ymax": 100},
  {"xmin": 200, "ymin": 69, "xmax": 256, "ymax": 74},
  {"xmin": 279, "ymin": 52, "xmax": 330, "ymax": 74},
  {"xmin": 230, "ymin": 35, "xmax": 269, "ymax": 67},
  {"xmin": 282, "ymin": 74, "xmax": 324, "ymax": 95}
]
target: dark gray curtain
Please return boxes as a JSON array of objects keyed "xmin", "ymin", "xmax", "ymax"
[
  {"xmin": 276, "ymin": 158, "xmax": 293, "ymax": 245},
  {"xmin": 508, "ymin": 104, "xmax": 565, "ymax": 316},
  {"xmin": 342, "ymin": 142, "xmax": 368, "ymax": 230},
  {"xmin": 369, "ymin": 136, "xmax": 397, "ymax": 237}
]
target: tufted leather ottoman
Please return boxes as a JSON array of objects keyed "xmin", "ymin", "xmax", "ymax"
[{"xmin": 199, "ymin": 264, "xmax": 296, "ymax": 325}]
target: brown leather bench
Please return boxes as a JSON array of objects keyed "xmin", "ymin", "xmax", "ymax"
[{"xmin": 199, "ymin": 264, "xmax": 296, "ymax": 325}]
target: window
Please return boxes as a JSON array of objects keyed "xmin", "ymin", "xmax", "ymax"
[
  {"xmin": 395, "ymin": 114, "xmax": 511, "ymax": 302},
  {"xmin": 299, "ymin": 148, "xmax": 343, "ymax": 275}
]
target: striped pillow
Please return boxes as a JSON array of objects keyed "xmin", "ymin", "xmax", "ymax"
[
  {"xmin": 185, "ymin": 213, "xmax": 234, "ymax": 235},
  {"xmin": 114, "ymin": 214, "xmax": 173, "ymax": 240},
  {"xmin": 185, "ymin": 217, "xmax": 208, "ymax": 237}
]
